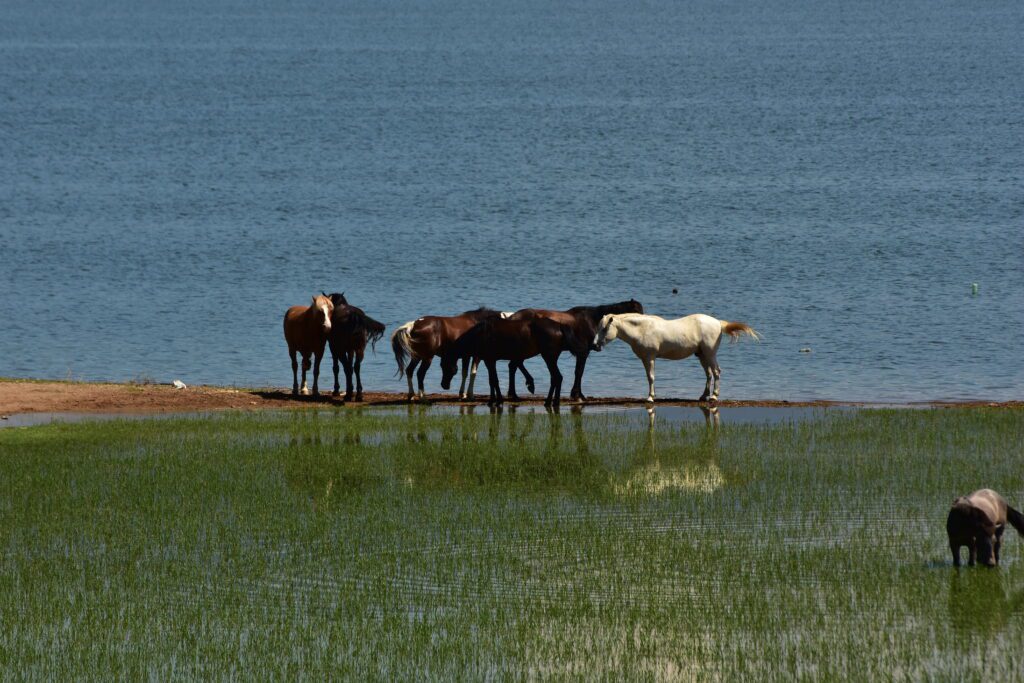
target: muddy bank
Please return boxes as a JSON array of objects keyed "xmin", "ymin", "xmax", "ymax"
[{"xmin": 0, "ymin": 379, "xmax": 1019, "ymax": 417}]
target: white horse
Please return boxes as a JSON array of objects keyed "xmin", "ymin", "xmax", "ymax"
[{"xmin": 593, "ymin": 313, "xmax": 760, "ymax": 403}]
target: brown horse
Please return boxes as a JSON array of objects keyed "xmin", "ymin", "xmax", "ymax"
[
  {"xmin": 324, "ymin": 292, "xmax": 386, "ymax": 401},
  {"xmin": 391, "ymin": 307, "xmax": 528, "ymax": 400},
  {"xmin": 283, "ymin": 294, "xmax": 334, "ymax": 396},
  {"xmin": 947, "ymin": 489, "xmax": 1024, "ymax": 567},
  {"xmin": 506, "ymin": 299, "xmax": 643, "ymax": 401},
  {"xmin": 439, "ymin": 313, "xmax": 589, "ymax": 406}
]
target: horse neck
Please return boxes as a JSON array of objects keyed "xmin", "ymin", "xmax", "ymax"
[{"xmin": 302, "ymin": 303, "xmax": 327, "ymax": 331}]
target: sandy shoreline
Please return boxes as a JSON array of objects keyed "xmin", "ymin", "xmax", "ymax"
[{"xmin": 0, "ymin": 379, "xmax": 1019, "ymax": 417}]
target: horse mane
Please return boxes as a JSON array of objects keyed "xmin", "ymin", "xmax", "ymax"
[
  {"xmin": 568, "ymin": 299, "xmax": 644, "ymax": 325},
  {"xmin": 460, "ymin": 306, "xmax": 501, "ymax": 318}
]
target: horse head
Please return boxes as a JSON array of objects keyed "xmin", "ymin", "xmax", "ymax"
[
  {"xmin": 592, "ymin": 314, "xmax": 618, "ymax": 351},
  {"xmin": 311, "ymin": 295, "xmax": 334, "ymax": 334}
]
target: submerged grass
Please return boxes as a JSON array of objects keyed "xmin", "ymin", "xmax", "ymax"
[{"xmin": 1, "ymin": 408, "xmax": 1023, "ymax": 679}]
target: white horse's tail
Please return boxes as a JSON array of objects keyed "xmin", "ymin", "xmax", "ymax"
[
  {"xmin": 391, "ymin": 321, "xmax": 417, "ymax": 376},
  {"xmin": 720, "ymin": 320, "xmax": 761, "ymax": 342}
]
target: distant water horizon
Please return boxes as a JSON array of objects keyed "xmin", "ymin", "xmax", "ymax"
[{"xmin": 1, "ymin": 0, "xmax": 1021, "ymax": 402}]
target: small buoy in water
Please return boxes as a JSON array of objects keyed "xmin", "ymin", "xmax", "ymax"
[
  {"xmin": 671, "ymin": 288, "xmax": 678, "ymax": 295},
  {"xmin": 799, "ymin": 347, "xmax": 812, "ymax": 353},
  {"xmin": 172, "ymin": 379, "xmax": 187, "ymax": 390},
  {"xmin": 971, "ymin": 283, "xmax": 978, "ymax": 296}
]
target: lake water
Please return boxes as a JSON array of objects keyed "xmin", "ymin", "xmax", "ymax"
[{"xmin": 1, "ymin": 0, "xmax": 1021, "ymax": 402}]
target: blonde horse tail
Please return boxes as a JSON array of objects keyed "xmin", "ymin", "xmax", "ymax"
[
  {"xmin": 720, "ymin": 320, "xmax": 761, "ymax": 342},
  {"xmin": 391, "ymin": 321, "xmax": 416, "ymax": 377}
]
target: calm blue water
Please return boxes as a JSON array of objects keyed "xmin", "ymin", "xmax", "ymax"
[{"xmin": 1, "ymin": 0, "xmax": 1021, "ymax": 401}]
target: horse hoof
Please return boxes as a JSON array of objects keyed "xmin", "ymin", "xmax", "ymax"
[
  {"xmin": 646, "ymin": 396, "xmax": 655, "ymax": 404},
  {"xmin": 332, "ymin": 391, "xmax": 341, "ymax": 398},
  {"xmin": 354, "ymin": 394, "xmax": 363, "ymax": 402}
]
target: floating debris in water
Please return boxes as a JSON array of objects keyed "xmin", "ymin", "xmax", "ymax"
[
  {"xmin": 971, "ymin": 283, "xmax": 979, "ymax": 296},
  {"xmin": 799, "ymin": 348, "xmax": 812, "ymax": 353}
]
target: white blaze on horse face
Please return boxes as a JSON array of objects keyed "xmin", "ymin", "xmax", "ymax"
[{"xmin": 320, "ymin": 303, "xmax": 332, "ymax": 333}]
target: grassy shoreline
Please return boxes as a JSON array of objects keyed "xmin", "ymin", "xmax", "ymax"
[{"xmin": 1, "ymin": 408, "xmax": 1023, "ymax": 678}]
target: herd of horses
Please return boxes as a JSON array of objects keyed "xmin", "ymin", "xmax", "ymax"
[
  {"xmin": 284, "ymin": 295, "xmax": 1024, "ymax": 568},
  {"xmin": 283, "ymin": 294, "xmax": 761, "ymax": 406}
]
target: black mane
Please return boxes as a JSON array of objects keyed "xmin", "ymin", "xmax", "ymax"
[{"xmin": 568, "ymin": 299, "xmax": 643, "ymax": 325}]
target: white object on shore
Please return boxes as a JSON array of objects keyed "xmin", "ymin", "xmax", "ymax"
[{"xmin": 172, "ymin": 380, "xmax": 187, "ymax": 390}]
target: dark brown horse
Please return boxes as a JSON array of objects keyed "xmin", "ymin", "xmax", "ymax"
[
  {"xmin": 324, "ymin": 292, "xmax": 385, "ymax": 401},
  {"xmin": 947, "ymin": 489, "xmax": 1024, "ymax": 567},
  {"xmin": 506, "ymin": 299, "xmax": 643, "ymax": 401},
  {"xmin": 283, "ymin": 294, "xmax": 334, "ymax": 396},
  {"xmin": 392, "ymin": 307, "xmax": 527, "ymax": 400},
  {"xmin": 439, "ymin": 313, "xmax": 589, "ymax": 406}
]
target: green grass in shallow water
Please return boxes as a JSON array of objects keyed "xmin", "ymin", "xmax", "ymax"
[{"xmin": 1, "ymin": 408, "xmax": 1023, "ymax": 679}]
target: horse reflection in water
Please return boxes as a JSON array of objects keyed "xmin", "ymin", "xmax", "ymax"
[
  {"xmin": 611, "ymin": 405, "xmax": 724, "ymax": 497},
  {"xmin": 947, "ymin": 571, "xmax": 1024, "ymax": 640}
]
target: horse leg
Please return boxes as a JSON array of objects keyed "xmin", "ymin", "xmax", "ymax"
[
  {"xmin": 697, "ymin": 352, "xmax": 712, "ymax": 402},
  {"xmin": 458, "ymin": 357, "xmax": 469, "ymax": 399},
  {"xmin": 711, "ymin": 357, "xmax": 722, "ymax": 402},
  {"xmin": 416, "ymin": 357, "xmax": 432, "ymax": 399},
  {"xmin": 507, "ymin": 362, "xmax": 520, "ymax": 402},
  {"xmin": 331, "ymin": 350, "xmax": 341, "ymax": 397},
  {"xmin": 466, "ymin": 358, "xmax": 479, "ymax": 401},
  {"xmin": 290, "ymin": 349, "xmax": 300, "ymax": 396},
  {"xmin": 300, "ymin": 355, "xmax": 312, "ymax": 395},
  {"xmin": 544, "ymin": 353, "xmax": 562, "ymax": 407},
  {"xmin": 570, "ymin": 351, "xmax": 588, "ymax": 402},
  {"xmin": 514, "ymin": 362, "xmax": 535, "ymax": 394},
  {"xmin": 487, "ymin": 359, "xmax": 502, "ymax": 405},
  {"xmin": 405, "ymin": 358, "xmax": 419, "ymax": 400},
  {"xmin": 642, "ymin": 356, "xmax": 656, "ymax": 403},
  {"xmin": 995, "ymin": 527, "xmax": 1004, "ymax": 565},
  {"xmin": 950, "ymin": 542, "xmax": 961, "ymax": 567},
  {"xmin": 312, "ymin": 350, "xmax": 324, "ymax": 396},
  {"xmin": 341, "ymin": 352, "xmax": 354, "ymax": 401},
  {"xmin": 968, "ymin": 541, "xmax": 976, "ymax": 567},
  {"xmin": 354, "ymin": 350, "xmax": 364, "ymax": 401}
]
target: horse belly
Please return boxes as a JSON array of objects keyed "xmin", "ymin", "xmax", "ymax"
[{"xmin": 657, "ymin": 343, "xmax": 694, "ymax": 361}]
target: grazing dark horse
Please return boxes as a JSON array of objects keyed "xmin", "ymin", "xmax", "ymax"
[
  {"xmin": 947, "ymin": 489, "xmax": 1024, "ymax": 567},
  {"xmin": 439, "ymin": 313, "xmax": 589, "ymax": 407},
  {"xmin": 392, "ymin": 307, "xmax": 532, "ymax": 400},
  {"xmin": 506, "ymin": 299, "xmax": 643, "ymax": 401},
  {"xmin": 323, "ymin": 292, "xmax": 385, "ymax": 401},
  {"xmin": 283, "ymin": 294, "xmax": 334, "ymax": 396}
]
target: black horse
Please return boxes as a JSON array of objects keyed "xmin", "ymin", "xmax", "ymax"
[
  {"xmin": 505, "ymin": 299, "xmax": 643, "ymax": 400},
  {"xmin": 323, "ymin": 292, "xmax": 386, "ymax": 401},
  {"xmin": 440, "ymin": 312, "xmax": 589, "ymax": 407}
]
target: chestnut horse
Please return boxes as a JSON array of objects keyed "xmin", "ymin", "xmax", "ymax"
[
  {"xmin": 392, "ymin": 307, "xmax": 529, "ymax": 400},
  {"xmin": 283, "ymin": 294, "xmax": 334, "ymax": 396},
  {"xmin": 506, "ymin": 299, "xmax": 643, "ymax": 401},
  {"xmin": 439, "ymin": 313, "xmax": 589, "ymax": 406},
  {"xmin": 323, "ymin": 292, "xmax": 386, "ymax": 401}
]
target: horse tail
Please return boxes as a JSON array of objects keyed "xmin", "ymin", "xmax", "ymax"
[
  {"xmin": 1007, "ymin": 505, "xmax": 1024, "ymax": 536},
  {"xmin": 720, "ymin": 320, "xmax": 761, "ymax": 342},
  {"xmin": 364, "ymin": 316, "xmax": 386, "ymax": 353},
  {"xmin": 348, "ymin": 309, "xmax": 386, "ymax": 353},
  {"xmin": 560, "ymin": 323, "xmax": 590, "ymax": 357},
  {"xmin": 391, "ymin": 321, "xmax": 416, "ymax": 376}
]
